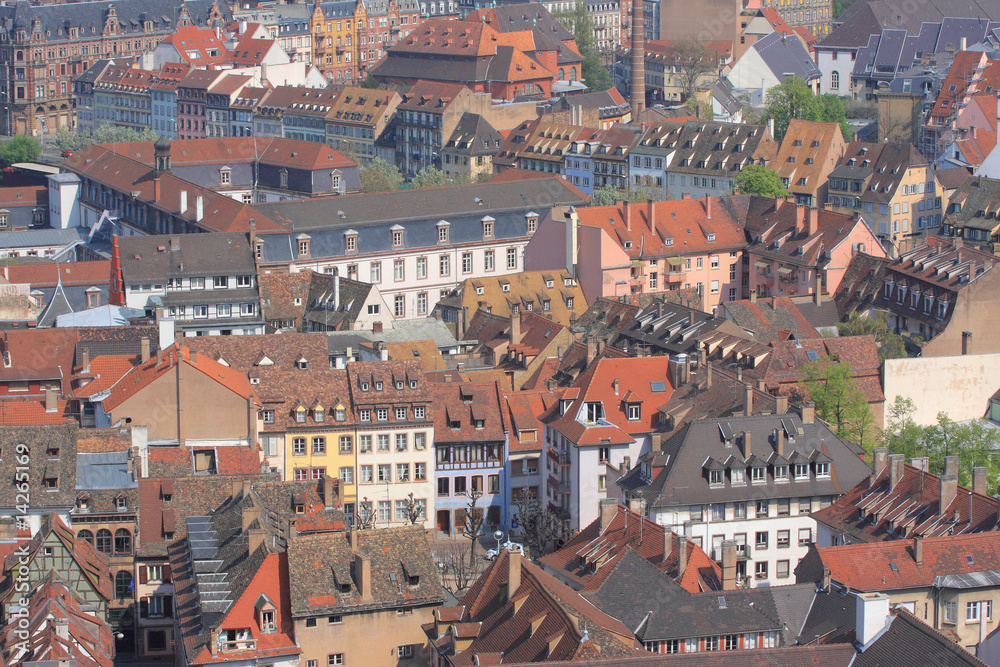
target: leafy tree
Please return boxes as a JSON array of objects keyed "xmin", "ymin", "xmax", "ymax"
[
  {"xmin": 591, "ymin": 184, "xmax": 629, "ymax": 206},
  {"xmin": 359, "ymin": 75, "xmax": 380, "ymax": 89},
  {"xmin": 837, "ymin": 313, "xmax": 906, "ymax": 361},
  {"xmin": 733, "ymin": 165, "xmax": 790, "ymax": 197},
  {"xmin": 764, "ymin": 76, "xmax": 852, "ymax": 142},
  {"xmin": 0, "ymin": 136, "xmax": 41, "ymax": 167},
  {"xmin": 92, "ymin": 125, "xmax": 159, "ymax": 144},
  {"xmin": 802, "ymin": 359, "xmax": 880, "ymax": 453},
  {"xmin": 555, "ymin": 1, "xmax": 612, "ymax": 91},
  {"xmin": 411, "ymin": 166, "xmax": 449, "ymax": 189},
  {"xmin": 664, "ymin": 39, "xmax": 718, "ymax": 101},
  {"xmin": 359, "ymin": 156, "xmax": 404, "ymax": 193}
]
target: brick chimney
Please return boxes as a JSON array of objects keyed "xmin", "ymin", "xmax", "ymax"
[
  {"xmin": 141, "ymin": 338, "xmax": 150, "ymax": 363},
  {"xmin": 248, "ymin": 528, "xmax": 267, "ymax": 555},
  {"xmin": 323, "ymin": 474, "xmax": 335, "ymax": 510},
  {"xmin": 507, "ymin": 552, "xmax": 522, "ymax": 603},
  {"xmin": 944, "ymin": 455, "xmax": 959, "ymax": 477},
  {"xmin": 808, "ymin": 207, "xmax": 819, "ymax": 236},
  {"xmin": 721, "ymin": 540, "xmax": 737, "ymax": 591},
  {"xmin": 913, "ymin": 535, "xmax": 923, "ymax": 565},
  {"xmin": 510, "ymin": 313, "xmax": 521, "ymax": 345},
  {"xmin": 873, "ymin": 447, "xmax": 888, "ymax": 474},
  {"xmin": 795, "ymin": 204, "xmax": 806, "ymax": 234},
  {"xmin": 973, "ymin": 467, "xmax": 987, "ymax": 496},
  {"xmin": 704, "ymin": 195, "xmax": 712, "ymax": 219},
  {"xmin": 775, "ymin": 395, "xmax": 788, "ymax": 414},
  {"xmin": 801, "ymin": 401, "xmax": 815, "ymax": 424},
  {"xmin": 598, "ymin": 498, "xmax": 618, "ymax": 533},
  {"xmin": 741, "ymin": 431, "xmax": 752, "ymax": 458},
  {"xmin": 776, "ymin": 427, "xmax": 785, "ymax": 458},
  {"xmin": 744, "ymin": 383, "xmax": 753, "ymax": 416},
  {"xmin": 940, "ymin": 474, "xmax": 958, "ymax": 513},
  {"xmin": 45, "ymin": 387, "xmax": 57, "ymax": 413},
  {"xmin": 355, "ymin": 554, "xmax": 373, "ymax": 602},
  {"xmin": 678, "ymin": 536, "xmax": 689, "ymax": 580},
  {"xmin": 648, "ymin": 199, "xmax": 656, "ymax": 237},
  {"xmin": 154, "ymin": 176, "xmax": 162, "ymax": 202},
  {"xmin": 662, "ymin": 528, "xmax": 672, "ymax": 563},
  {"xmin": 242, "ymin": 507, "xmax": 262, "ymax": 531},
  {"xmin": 888, "ymin": 454, "xmax": 905, "ymax": 489}
]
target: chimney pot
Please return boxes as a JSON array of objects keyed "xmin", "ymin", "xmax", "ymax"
[
  {"xmin": 972, "ymin": 467, "xmax": 987, "ymax": 496},
  {"xmin": 507, "ymin": 551, "xmax": 522, "ymax": 603},
  {"xmin": 775, "ymin": 395, "xmax": 788, "ymax": 414},
  {"xmin": 801, "ymin": 401, "xmax": 815, "ymax": 424},
  {"xmin": 940, "ymin": 474, "xmax": 959, "ymax": 513},
  {"xmin": 944, "ymin": 455, "xmax": 959, "ymax": 477},
  {"xmin": 914, "ymin": 535, "xmax": 923, "ymax": 565}
]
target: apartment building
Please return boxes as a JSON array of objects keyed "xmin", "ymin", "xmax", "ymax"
[
  {"xmin": 251, "ymin": 177, "xmax": 587, "ymax": 319},
  {"xmin": 618, "ymin": 404, "xmax": 873, "ymax": 587},
  {"xmin": 775, "ymin": 119, "xmax": 847, "ymax": 207},
  {"xmin": 347, "ymin": 360, "xmax": 434, "ymax": 529},
  {"xmin": 324, "ymin": 87, "xmax": 401, "ymax": 162}
]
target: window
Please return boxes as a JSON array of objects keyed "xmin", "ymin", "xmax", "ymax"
[
  {"xmin": 776, "ymin": 560, "xmax": 790, "ymax": 579},
  {"xmin": 507, "ymin": 247, "xmax": 517, "ymax": 270},
  {"xmin": 816, "ymin": 462, "xmax": 830, "ymax": 477},
  {"xmin": 96, "ymin": 529, "xmax": 113, "ymax": 553},
  {"xmin": 328, "ymin": 655, "xmax": 344, "ymax": 666},
  {"xmin": 378, "ymin": 432, "xmax": 390, "ymax": 449},
  {"xmin": 732, "ymin": 468, "xmax": 745, "ymax": 484},
  {"xmin": 690, "ymin": 505, "xmax": 703, "ymax": 521},
  {"xmin": 454, "ymin": 476, "xmax": 467, "ymax": 495},
  {"xmin": 394, "ymin": 258, "xmax": 404, "ymax": 281},
  {"xmin": 484, "ymin": 250, "xmax": 494, "ymax": 271},
  {"xmin": 751, "ymin": 467, "xmax": 765, "ymax": 483},
  {"xmin": 798, "ymin": 527, "xmax": 812, "ymax": 546},
  {"xmin": 755, "ymin": 561, "xmax": 768, "ymax": 579},
  {"xmin": 944, "ymin": 601, "xmax": 957, "ymax": 623},
  {"xmin": 777, "ymin": 530, "xmax": 790, "ymax": 548},
  {"xmin": 397, "ymin": 463, "xmax": 410, "ymax": 482},
  {"xmin": 213, "ymin": 276, "xmax": 229, "ymax": 289},
  {"xmin": 378, "ymin": 464, "xmax": 391, "ymax": 482},
  {"xmin": 734, "ymin": 502, "xmax": 746, "ymax": 518},
  {"xmin": 777, "ymin": 499, "xmax": 790, "ymax": 516},
  {"xmin": 598, "ymin": 446, "xmax": 610, "ymax": 462},
  {"xmin": 756, "ymin": 531, "xmax": 768, "ymax": 549},
  {"xmin": 756, "ymin": 500, "xmax": 768, "ymax": 517},
  {"xmin": 115, "ymin": 571, "xmax": 133, "ymax": 599},
  {"xmin": 712, "ymin": 503, "xmax": 725, "ymax": 520},
  {"xmin": 312, "ymin": 437, "xmax": 326, "ymax": 454},
  {"xmin": 627, "ymin": 404, "xmax": 640, "ymax": 421},
  {"xmin": 148, "ymin": 565, "xmax": 163, "ymax": 582},
  {"xmin": 462, "ymin": 252, "xmax": 472, "ymax": 273},
  {"xmin": 398, "ymin": 645, "xmax": 415, "ymax": 659},
  {"xmin": 438, "ymin": 225, "xmax": 449, "ymax": 243},
  {"xmin": 395, "ymin": 295, "xmax": 405, "ymax": 317},
  {"xmin": 392, "ymin": 229, "xmax": 404, "ymax": 247},
  {"xmin": 396, "ymin": 433, "xmax": 407, "ymax": 451},
  {"xmin": 437, "ymin": 477, "xmax": 449, "ymax": 497},
  {"xmin": 440, "ymin": 254, "xmax": 450, "ymax": 276},
  {"xmin": 360, "ymin": 465, "xmax": 373, "ymax": 483},
  {"xmin": 709, "ymin": 469, "xmax": 723, "ymax": 486},
  {"xmin": 415, "ymin": 432, "xmax": 427, "ymax": 449},
  {"xmin": 371, "ymin": 262, "xmax": 381, "ymax": 283},
  {"xmin": 114, "ymin": 529, "xmax": 131, "ymax": 554}
]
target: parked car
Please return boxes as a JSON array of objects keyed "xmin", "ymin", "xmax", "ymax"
[
  {"xmin": 485, "ymin": 541, "xmax": 525, "ymax": 560},
  {"xmin": 61, "ymin": 150, "xmax": 75, "ymax": 157}
]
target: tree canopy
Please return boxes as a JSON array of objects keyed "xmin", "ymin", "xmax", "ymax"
[
  {"xmin": 590, "ymin": 183, "xmax": 654, "ymax": 207},
  {"xmin": 733, "ymin": 165, "xmax": 790, "ymax": 197},
  {"xmin": 0, "ymin": 136, "xmax": 41, "ymax": 168},
  {"xmin": 762, "ymin": 76, "xmax": 852, "ymax": 142},
  {"xmin": 555, "ymin": 1, "xmax": 612, "ymax": 91},
  {"xmin": 359, "ymin": 156, "xmax": 404, "ymax": 193},
  {"xmin": 663, "ymin": 39, "xmax": 718, "ymax": 101},
  {"xmin": 802, "ymin": 359, "xmax": 879, "ymax": 453},
  {"xmin": 411, "ymin": 166, "xmax": 449, "ymax": 189},
  {"xmin": 837, "ymin": 313, "xmax": 907, "ymax": 362}
]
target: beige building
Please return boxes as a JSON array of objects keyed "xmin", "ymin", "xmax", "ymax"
[
  {"xmin": 776, "ymin": 119, "xmax": 846, "ymax": 207},
  {"xmin": 287, "ymin": 527, "xmax": 446, "ymax": 667},
  {"xmin": 883, "ymin": 353, "xmax": 1000, "ymax": 428}
]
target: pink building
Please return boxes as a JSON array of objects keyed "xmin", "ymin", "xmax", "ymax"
[
  {"xmin": 742, "ymin": 198, "xmax": 885, "ymax": 299},
  {"xmin": 525, "ymin": 197, "xmax": 745, "ymax": 313}
]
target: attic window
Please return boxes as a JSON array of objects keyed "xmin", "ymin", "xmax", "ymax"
[
  {"xmin": 476, "ymin": 286, "xmax": 484, "ymax": 295},
  {"xmin": 707, "ymin": 233, "xmax": 716, "ymax": 242},
  {"xmin": 410, "ymin": 380, "xmax": 418, "ymax": 389},
  {"xmin": 297, "ymin": 358, "xmax": 308, "ymax": 370},
  {"xmin": 361, "ymin": 381, "xmax": 369, "ymax": 391},
  {"xmin": 46, "ymin": 446, "xmax": 59, "ymax": 458},
  {"xmin": 501, "ymin": 283, "xmax": 510, "ymax": 293},
  {"xmin": 375, "ymin": 381, "xmax": 383, "ymax": 391}
]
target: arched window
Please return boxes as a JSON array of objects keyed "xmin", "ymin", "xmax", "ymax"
[
  {"xmin": 77, "ymin": 529, "xmax": 94, "ymax": 545},
  {"xmin": 115, "ymin": 571, "xmax": 133, "ymax": 599},
  {"xmin": 570, "ymin": 68, "xmax": 577, "ymax": 82},
  {"xmin": 95, "ymin": 529, "xmax": 112, "ymax": 554},
  {"xmin": 114, "ymin": 528, "xmax": 132, "ymax": 554},
  {"xmin": 831, "ymin": 71, "xmax": 840, "ymax": 90},
  {"xmin": 557, "ymin": 68, "xmax": 565, "ymax": 81}
]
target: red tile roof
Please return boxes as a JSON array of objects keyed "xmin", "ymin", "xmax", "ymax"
[
  {"xmin": 5, "ymin": 261, "xmax": 111, "ymax": 288},
  {"xmin": 813, "ymin": 532, "xmax": 1000, "ymax": 592},
  {"xmin": 500, "ymin": 387, "xmax": 561, "ymax": 452},
  {"xmin": 105, "ymin": 137, "xmax": 355, "ymax": 172},
  {"xmin": 540, "ymin": 505, "xmax": 721, "ymax": 593},
  {"xmin": 160, "ymin": 25, "xmax": 232, "ymax": 66},
  {"xmin": 0, "ymin": 398, "xmax": 75, "ymax": 425},
  {"xmin": 73, "ymin": 354, "xmax": 139, "ymax": 398}
]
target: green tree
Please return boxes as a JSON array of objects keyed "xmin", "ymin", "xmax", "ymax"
[
  {"xmin": 411, "ymin": 166, "xmax": 449, "ymax": 189},
  {"xmin": 359, "ymin": 75, "xmax": 379, "ymax": 89},
  {"xmin": 733, "ymin": 164, "xmax": 790, "ymax": 197},
  {"xmin": 802, "ymin": 359, "xmax": 880, "ymax": 453},
  {"xmin": 555, "ymin": 1, "xmax": 612, "ymax": 91},
  {"xmin": 0, "ymin": 135, "xmax": 41, "ymax": 167},
  {"xmin": 837, "ymin": 313, "xmax": 906, "ymax": 361},
  {"xmin": 359, "ymin": 156, "xmax": 404, "ymax": 193},
  {"xmin": 591, "ymin": 184, "xmax": 629, "ymax": 206},
  {"xmin": 764, "ymin": 76, "xmax": 852, "ymax": 141},
  {"xmin": 92, "ymin": 125, "xmax": 159, "ymax": 144}
]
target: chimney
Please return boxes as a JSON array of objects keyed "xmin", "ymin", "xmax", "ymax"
[
  {"xmin": 706, "ymin": 361, "xmax": 712, "ymax": 388},
  {"xmin": 355, "ymin": 554, "xmax": 373, "ymax": 602},
  {"xmin": 628, "ymin": 497, "xmax": 646, "ymax": 515},
  {"xmin": 373, "ymin": 321, "xmax": 383, "ymax": 334},
  {"xmin": 587, "ymin": 338, "xmax": 597, "ymax": 366},
  {"xmin": 910, "ymin": 535, "xmax": 923, "ymax": 566},
  {"xmin": 154, "ymin": 176, "xmax": 162, "ymax": 202},
  {"xmin": 209, "ymin": 630, "xmax": 219, "ymax": 658},
  {"xmin": 775, "ymin": 395, "xmax": 788, "ymax": 414},
  {"xmin": 510, "ymin": 313, "xmax": 521, "ymax": 345},
  {"xmin": 598, "ymin": 498, "xmax": 618, "ymax": 533},
  {"xmin": 944, "ymin": 455, "xmax": 959, "ymax": 478},
  {"xmin": 742, "ymin": 431, "xmax": 752, "ymax": 458},
  {"xmin": 349, "ymin": 528, "xmax": 360, "ymax": 551},
  {"xmin": 940, "ymin": 474, "xmax": 958, "ymax": 513},
  {"xmin": 795, "ymin": 204, "xmax": 806, "ymax": 234},
  {"xmin": 856, "ymin": 592, "xmax": 891, "ymax": 646},
  {"xmin": 45, "ymin": 387, "xmax": 57, "ymax": 413},
  {"xmin": 801, "ymin": 401, "xmax": 815, "ymax": 424},
  {"xmin": 195, "ymin": 195, "xmax": 204, "ymax": 222},
  {"xmin": 662, "ymin": 529, "xmax": 673, "ymax": 564},
  {"xmin": 962, "ymin": 331, "xmax": 972, "ymax": 355},
  {"xmin": 960, "ymin": 36, "xmax": 967, "ymax": 50},
  {"xmin": 648, "ymin": 199, "xmax": 656, "ymax": 237},
  {"xmin": 507, "ymin": 552, "xmax": 522, "ymax": 603},
  {"xmin": 248, "ymin": 528, "xmax": 266, "ymax": 555},
  {"xmin": 678, "ymin": 536, "xmax": 689, "ymax": 580},
  {"xmin": 721, "ymin": 540, "xmax": 737, "ymax": 591},
  {"xmin": 629, "ymin": 0, "xmax": 645, "ymax": 116},
  {"xmin": 873, "ymin": 447, "xmax": 888, "ymax": 474},
  {"xmin": 910, "ymin": 456, "xmax": 929, "ymax": 472},
  {"xmin": 749, "ymin": 290, "xmax": 757, "ymax": 303},
  {"xmin": 613, "ymin": 378, "xmax": 620, "ymax": 395},
  {"xmin": 744, "ymin": 383, "xmax": 753, "ymax": 415},
  {"xmin": 625, "ymin": 201, "xmax": 632, "ymax": 231},
  {"xmin": 814, "ymin": 274, "xmax": 822, "ymax": 305},
  {"xmin": 973, "ymin": 467, "xmax": 987, "ymax": 496},
  {"xmin": 180, "ymin": 190, "xmax": 188, "ymax": 214},
  {"xmin": 888, "ymin": 454, "xmax": 905, "ymax": 488},
  {"xmin": 323, "ymin": 474, "xmax": 335, "ymax": 510},
  {"xmin": 768, "ymin": 117, "xmax": 775, "ymax": 138},
  {"xmin": 776, "ymin": 427, "xmax": 785, "ymax": 458},
  {"xmin": 81, "ymin": 347, "xmax": 90, "ymax": 372},
  {"xmin": 140, "ymin": 338, "xmax": 150, "ymax": 363},
  {"xmin": 242, "ymin": 506, "xmax": 263, "ymax": 531},
  {"xmin": 334, "ymin": 273, "xmax": 340, "ymax": 311},
  {"xmin": 704, "ymin": 195, "xmax": 712, "ymax": 219},
  {"xmin": 190, "ymin": 349, "xmax": 197, "ymax": 365},
  {"xmin": 808, "ymin": 207, "xmax": 819, "ymax": 236},
  {"xmin": 565, "ymin": 207, "xmax": 579, "ymax": 279}
]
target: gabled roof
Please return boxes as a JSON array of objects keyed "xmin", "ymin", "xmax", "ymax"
[
  {"xmin": 444, "ymin": 112, "xmax": 503, "ymax": 157},
  {"xmin": 750, "ymin": 31, "xmax": 821, "ymax": 81},
  {"xmin": 540, "ymin": 505, "xmax": 721, "ymax": 594},
  {"xmin": 258, "ymin": 271, "xmax": 310, "ymax": 327},
  {"xmin": 117, "ymin": 232, "xmax": 256, "ymax": 283},
  {"xmin": 253, "ymin": 365, "xmax": 355, "ymax": 433},
  {"xmin": 721, "ymin": 296, "xmax": 821, "ymax": 342},
  {"xmin": 429, "ymin": 381, "xmax": 505, "ymax": 443},
  {"xmin": 160, "ymin": 25, "xmax": 232, "ymax": 66},
  {"xmin": 774, "ymin": 120, "xmax": 845, "ymax": 194},
  {"xmin": 854, "ymin": 608, "xmax": 988, "ymax": 667},
  {"xmin": 450, "ymin": 269, "xmax": 585, "ymax": 328},
  {"xmin": 499, "ymin": 387, "xmax": 561, "ymax": 452},
  {"xmin": 105, "ymin": 137, "xmax": 355, "ymax": 172},
  {"xmin": 185, "ymin": 331, "xmax": 329, "ymax": 372}
]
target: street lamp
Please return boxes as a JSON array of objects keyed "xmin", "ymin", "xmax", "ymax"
[{"xmin": 494, "ymin": 529, "xmax": 504, "ymax": 554}]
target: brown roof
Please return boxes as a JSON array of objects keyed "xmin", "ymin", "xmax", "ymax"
[
  {"xmin": 775, "ymin": 119, "xmax": 846, "ymax": 197},
  {"xmin": 5, "ymin": 261, "xmax": 111, "ymax": 288},
  {"xmin": 722, "ymin": 296, "xmax": 821, "ymax": 342},
  {"xmin": 258, "ymin": 271, "xmax": 311, "ymax": 327},
  {"xmin": 429, "ymin": 381, "xmax": 505, "ymax": 443},
  {"xmin": 185, "ymin": 331, "xmax": 329, "ymax": 372},
  {"xmin": 104, "ymin": 137, "xmax": 354, "ymax": 172},
  {"xmin": 453, "ymin": 270, "xmax": 586, "ymax": 327}
]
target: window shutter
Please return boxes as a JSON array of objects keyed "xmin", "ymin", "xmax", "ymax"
[
  {"xmin": 164, "ymin": 595, "xmax": 173, "ymax": 618},
  {"xmin": 139, "ymin": 566, "xmax": 148, "ymax": 584},
  {"xmin": 163, "ymin": 564, "xmax": 172, "ymax": 583},
  {"xmin": 140, "ymin": 597, "xmax": 149, "ymax": 618}
]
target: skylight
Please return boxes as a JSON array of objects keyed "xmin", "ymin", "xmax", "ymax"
[
  {"xmin": 806, "ymin": 351, "xmax": 820, "ymax": 361},
  {"xmin": 650, "ymin": 382, "xmax": 667, "ymax": 392}
]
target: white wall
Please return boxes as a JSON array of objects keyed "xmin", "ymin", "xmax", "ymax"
[
  {"xmin": 882, "ymin": 353, "xmax": 1000, "ymax": 427},
  {"xmin": 815, "ymin": 49, "xmax": 855, "ymax": 97}
]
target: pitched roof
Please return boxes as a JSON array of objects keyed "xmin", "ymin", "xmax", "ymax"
[
  {"xmin": 257, "ymin": 271, "xmax": 310, "ymax": 327},
  {"xmin": 750, "ymin": 30, "xmax": 821, "ymax": 81},
  {"xmin": 444, "ymin": 112, "xmax": 504, "ymax": 157},
  {"xmin": 105, "ymin": 137, "xmax": 354, "ymax": 172},
  {"xmin": 185, "ymin": 331, "xmax": 329, "ymax": 371},
  {"xmin": 834, "ymin": 251, "xmax": 890, "ymax": 318},
  {"xmin": 287, "ymin": 526, "xmax": 446, "ymax": 616},
  {"xmin": 813, "ymin": 532, "xmax": 1000, "ymax": 593},
  {"xmin": 117, "ymin": 232, "xmax": 255, "ymax": 282},
  {"xmin": 0, "ymin": 425, "xmax": 78, "ymax": 509},
  {"xmin": 722, "ymin": 296, "xmax": 821, "ymax": 342},
  {"xmin": 4, "ymin": 261, "xmax": 110, "ymax": 288},
  {"xmin": 499, "ymin": 387, "xmax": 560, "ymax": 452},
  {"xmin": 774, "ymin": 120, "xmax": 845, "ymax": 195},
  {"xmin": 812, "ymin": 461, "xmax": 1000, "ymax": 542},
  {"xmin": 429, "ymin": 381, "xmax": 505, "ymax": 443},
  {"xmin": 854, "ymin": 608, "xmax": 988, "ymax": 667},
  {"xmin": 540, "ymin": 504, "xmax": 721, "ymax": 594}
]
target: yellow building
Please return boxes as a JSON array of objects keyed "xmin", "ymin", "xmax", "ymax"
[
  {"xmin": 826, "ymin": 141, "xmax": 942, "ymax": 255},
  {"xmin": 312, "ymin": 2, "xmax": 361, "ymax": 83}
]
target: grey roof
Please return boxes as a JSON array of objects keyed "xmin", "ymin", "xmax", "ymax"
[
  {"xmin": 56, "ymin": 304, "xmax": 144, "ymax": 328},
  {"xmin": 444, "ymin": 112, "xmax": 503, "ymax": 157},
  {"xmin": 0, "ymin": 425, "xmax": 78, "ymax": 509},
  {"xmin": 303, "ymin": 274, "xmax": 373, "ymax": 330},
  {"xmin": 36, "ymin": 283, "xmax": 75, "ymax": 328},
  {"xmin": 854, "ymin": 608, "xmax": 986, "ymax": 667},
  {"xmin": 618, "ymin": 408, "xmax": 873, "ymax": 508},
  {"xmin": 942, "ymin": 177, "xmax": 1000, "ymax": 233},
  {"xmin": 253, "ymin": 177, "xmax": 587, "ymax": 264},
  {"xmin": 325, "ymin": 317, "xmax": 462, "ymax": 354},
  {"xmin": 710, "ymin": 78, "xmax": 742, "ymax": 116},
  {"xmin": 0, "ymin": 227, "xmax": 88, "ymax": 250},
  {"xmin": 745, "ymin": 582, "xmax": 818, "ymax": 646},
  {"xmin": 797, "ymin": 587, "xmax": 857, "ymax": 644},
  {"xmin": 76, "ymin": 451, "xmax": 137, "ymax": 490},
  {"xmin": 753, "ymin": 31, "xmax": 821, "ymax": 82},
  {"xmin": 632, "ymin": 120, "xmax": 775, "ymax": 175},
  {"xmin": 820, "ymin": 0, "xmax": 1000, "ymax": 50},
  {"xmin": 3, "ymin": 0, "xmax": 229, "ymax": 39},
  {"xmin": 934, "ymin": 569, "xmax": 1000, "ymax": 589},
  {"xmin": 117, "ymin": 232, "xmax": 255, "ymax": 282}
]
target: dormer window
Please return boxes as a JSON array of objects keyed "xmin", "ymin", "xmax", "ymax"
[
  {"xmin": 392, "ymin": 226, "xmax": 404, "ymax": 248},
  {"xmin": 361, "ymin": 381, "xmax": 370, "ymax": 391},
  {"xmin": 297, "ymin": 234, "xmax": 311, "ymax": 258},
  {"xmin": 220, "ymin": 167, "xmax": 231, "ymax": 187},
  {"xmin": 751, "ymin": 466, "xmax": 765, "ymax": 483},
  {"xmin": 731, "ymin": 467, "xmax": 745, "ymax": 484},
  {"xmin": 297, "ymin": 358, "xmax": 308, "ymax": 370},
  {"xmin": 437, "ymin": 221, "xmax": 449, "ymax": 244},
  {"xmin": 396, "ymin": 380, "xmax": 404, "ymax": 390},
  {"xmin": 526, "ymin": 212, "xmax": 538, "ymax": 234},
  {"xmin": 626, "ymin": 404, "xmax": 640, "ymax": 421},
  {"xmin": 707, "ymin": 233, "xmax": 716, "ymax": 242},
  {"xmin": 774, "ymin": 465, "xmax": 789, "ymax": 481},
  {"xmin": 794, "ymin": 463, "xmax": 809, "ymax": 479},
  {"xmin": 375, "ymin": 381, "xmax": 383, "ymax": 391},
  {"xmin": 816, "ymin": 462, "xmax": 830, "ymax": 478},
  {"xmin": 709, "ymin": 469, "xmax": 723, "ymax": 485},
  {"xmin": 314, "ymin": 407, "xmax": 325, "ymax": 423},
  {"xmin": 335, "ymin": 407, "xmax": 346, "ymax": 421},
  {"xmin": 585, "ymin": 402, "xmax": 604, "ymax": 423},
  {"xmin": 46, "ymin": 446, "xmax": 59, "ymax": 458},
  {"xmin": 296, "ymin": 407, "xmax": 307, "ymax": 423},
  {"xmin": 345, "ymin": 231, "xmax": 358, "ymax": 253},
  {"xmin": 116, "ymin": 495, "xmax": 127, "ymax": 510}
]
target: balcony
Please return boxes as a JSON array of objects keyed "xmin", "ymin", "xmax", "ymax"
[{"xmin": 548, "ymin": 447, "xmax": 570, "ymax": 465}]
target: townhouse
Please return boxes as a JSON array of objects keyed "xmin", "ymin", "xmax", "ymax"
[
  {"xmin": 500, "ymin": 388, "xmax": 557, "ymax": 522},
  {"xmin": 630, "ymin": 120, "xmax": 777, "ymax": 200},
  {"xmin": 440, "ymin": 112, "xmax": 503, "ymax": 183},
  {"xmin": 115, "ymin": 233, "xmax": 265, "ymax": 336},
  {"xmin": 941, "ymin": 177, "xmax": 1000, "ymax": 247},
  {"xmin": 251, "ymin": 176, "xmax": 588, "ymax": 319},
  {"xmin": 429, "ymin": 381, "xmax": 506, "ymax": 537},
  {"xmin": 347, "ymin": 360, "xmax": 434, "ymax": 529},
  {"xmin": 775, "ymin": 119, "xmax": 847, "ymax": 207},
  {"xmin": 324, "ymin": 87, "xmax": 401, "ymax": 162},
  {"xmin": 289, "ymin": 527, "xmax": 446, "ymax": 667},
  {"xmin": 618, "ymin": 404, "xmax": 873, "ymax": 587},
  {"xmin": 500, "ymin": 119, "xmax": 597, "ymax": 178},
  {"xmin": 827, "ymin": 141, "xmax": 942, "ymax": 254},
  {"xmin": 526, "ymin": 198, "xmax": 745, "ymax": 313}
]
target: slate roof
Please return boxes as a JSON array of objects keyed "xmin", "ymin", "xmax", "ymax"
[
  {"xmin": 634, "ymin": 120, "xmax": 776, "ymax": 173},
  {"xmin": 252, "ymin": 176, "xmax": 587, "ymax": 264},
  {"xmin": 811, "ymin": 461, "xmax": 1000, "ymax": 542},
  {"xmin": 540, "ymin": 505, "xmax": 722, "ymax": 594},
  {"xmin": 444, "ymin": 112, "xmax": 503, "ymax": 157},
  {"xmin": 830, "ymin": 141, "xmax": 929, "ymax": 204},
  {"xmin": 854, "ymin": 608, "xmax": 987, "ymax": 667},
  {"xmin": 833, "ymin": 251, "xmax": 890, "ymax": 318},
  {"xmin": 619, "ymin": 408, "xmax": 872, "ymax": 508},
  {"xmin": 942, "ymin": 176, "xmax": 1000, "ymax": 234},
  {"xmin": 287, "ymin": 526, "xmax": 446, "ymax": 616},
  {"xmin": 0, "ymin": 425, "xmax": 78, "ymax": 510},
  {"xmin": 722, "ymin": 296, "xmax": 821, "ymax": 342},
  {"xmin": 751, "ymin": 31, "xmax": 821, "ymax": 81},
  {"xmin": 443, "ymin": 550, "xmax": 645, "ymax": 664},
  {"xmin": 76, "ymin": 451, "xmax": 136, "ymax": 491},
  {"xmin": 301, "ymin": 272, "xmax": 374, "ymax": 331},
  {"xmin": 117, "ymin": 232, "xmax": 255, "ymax": 283}
]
